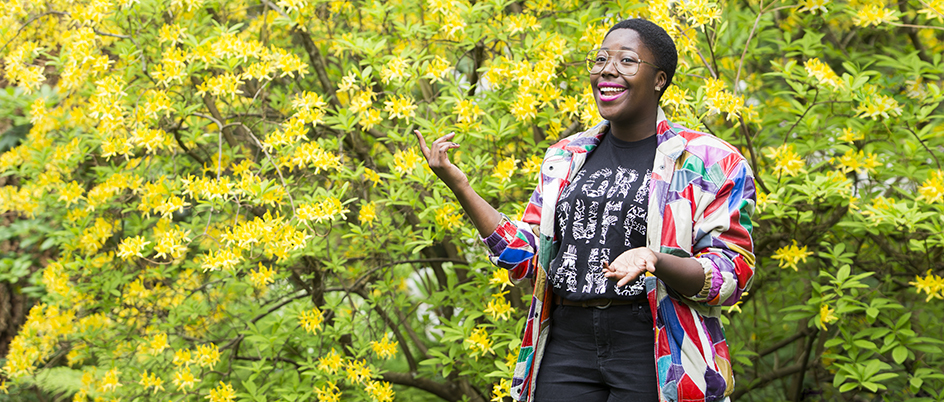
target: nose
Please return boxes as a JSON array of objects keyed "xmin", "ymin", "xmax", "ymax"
[{"xmin": 600, "ymin": 54, "xmax": 619, "ymax": 76}]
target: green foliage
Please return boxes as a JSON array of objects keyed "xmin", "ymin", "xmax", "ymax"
[{"xmin": 1, "ymin": 0, "xmax": 943, "ymax": 401}]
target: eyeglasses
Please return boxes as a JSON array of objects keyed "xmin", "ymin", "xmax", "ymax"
[{"xmin": 586, "ymin": 49, "xmax": 660, "ymax": 76}]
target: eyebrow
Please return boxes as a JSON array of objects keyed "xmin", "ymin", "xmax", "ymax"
[{"xmin": 600, "ymin": 46, "xmax": 639, "ymax": 52}]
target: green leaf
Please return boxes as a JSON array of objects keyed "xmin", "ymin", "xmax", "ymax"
[{"xmin": 893, "ymin": 346, "xmax": 909, "ymax": 364}]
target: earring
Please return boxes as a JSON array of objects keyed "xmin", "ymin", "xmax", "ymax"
[{"xmin": 655, "ymin": 87, "xmax": 661, "ymax": 91}]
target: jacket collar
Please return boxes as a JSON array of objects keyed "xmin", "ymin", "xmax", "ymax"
[{"xmin": 562, "ymin": 107, "xmax": 687, "ymax": 161}]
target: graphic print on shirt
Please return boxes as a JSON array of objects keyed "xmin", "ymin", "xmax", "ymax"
[
  {"xmin": 582, "ymin": 248, "xmax": 610, "ymax": 294},
  {"xmin": 548, "ymin": 133, "xmax": 657, "ymax": 300},
  {"xmin": 553, "ymin": 244, "xmax": 579, "ymax": 292}
]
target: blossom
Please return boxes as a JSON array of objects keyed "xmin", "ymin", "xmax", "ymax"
[
  {"xmin": 434, "ymin": 204, "xmax": 462, "ymax": 231},
  {"xmin": 195, "ymin": 343, "xmax": 220, "ymax": 368},
  {"xmin": 298, "ymin": 308, "xmax": 324, "ymax": 334},
  {"xmin": 489, "ymin": 269, "xmax": 513, "ymax": 290},
  {"xmin": 909, "ymin": 270, "xmax": 944, "ymax": 301},
  {"xmin": 771, "ymin": 240, "xmax": 814, "ymax": 271},
  {"xmin": 492, "ymin": 156, "xmax": 519, "ymax": 183},
  {"xmin": 359, "ymin": 202, "xmax": 377, "ymax": 226},
  {"xmin": 117, "ymin": 236, "xmax": 150, "ymax": 260},
  {"xmin": 58, "ymin": 181, "xmax": 84, "ymax": 206},
  {"xmin": 146, "ymin": 333, "xmax": 169, "ymax": 356},
  {"xmin": 764, "ymin": 144, "xmax": 805, "ymax": 177},
  {"xmin": 918, "ymin": 0, "xmax": 944, "ymax": 22},
  {"xmin": 392, "ymin": 148, "xmax": 422, "ymax": 176},
  {"xmin": 315, "ymin": 381, "xmax": 342, "ymax": 402},
  {"xmin": 703, "ymin": 78, "xmax": 743, "ymax": 121},
  {"xmin": 206, "ymin": 381, "xmax": 237, "ymax": 402},
  {"xmin": 425, "ymin": 55, "xmax": 452, "ymax": 83},
  {"xmin": 837, "ymin": 149, "xmax": 881, "ymax": 174},
  {"xmin": 139, "ymin": 371, "xmax": 164, "ymax": 394},
  {"xmin": 380, "ymin": 57, "xmax": 411, "ymax": 84},
  {"xmin": 804, "ymin": 58, "xmax": 843, "ymax": 90},
  {"xmin": 854, "ymin": 4, "xmax": 898, "ymax": 27},
  {"xmin": 200, "ymin": 247, "xmax": 242, "ymax": 272},
  {"xmin": 383, "ymin": 95, "xmax": 417, "ymax": 121},
  {"xmin": 838, "ymin": 127, "xmax": 863, "ymax": 142},
  {"xmin": 172, "ymin": 366, "xmax": 198, "ymax": 390},
  {"xmin": 371, "ymin": 336, "xmax": 398, "ymax": 359},
  {"xmin": 491, "ymin": 378, "xmax": 511, "ymax": 402},
  {"xmin": 249, "ymin": 263, "xmax": 277, "ymax": 289},
  {"xmin": 99, "ymin": 368, "xmax": 122, "ymax": 393},
  {"xmin": 454, "ymin": 99, "xmax": 484, "ymax": 125},
  {"xmin": 484, "ymin": 291, "xmax": 513, "ymax": 321},
  {"xmin": 798, "ymin": 0, "xmax": 830, "ymax": 13},
  {"xmin": 318, "ymin": 349, "xmax": 344, "ymax": 374},
  {"xmin": 296, "ymin": 197, "xmax": 349, "ymax": 223},
  {"xmin": 918, "ymin": 171, "xmax": 944, "ymax": 203},
  {"xmin": 364, "ymin": 380, "xmax": 395, "ymax": 402},
  {"xmin": 510, "ymin": 92, "xmax": 538, "ymax": 121},
  {"xmin": 344, "ymin": 359, "xmax": 372, "ymax": 384},
  {"xmin": 856, "ymin": 94, "xmax": 902, "ymax": 120},
  {"xmin": 465, "ymin": 326, "xmax": 495, "ymax": 357},
  {"xmin": 817, "ymin": 303, "xmax": 838, "ymax": 329},
  {"xmin": 364, "ymin": 168, "xmax": 382, "ymax": 187}
]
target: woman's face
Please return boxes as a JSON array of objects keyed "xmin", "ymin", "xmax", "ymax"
[{"xmin": 590, "ymin": 29, "xmax": 666, "ymax": 127}]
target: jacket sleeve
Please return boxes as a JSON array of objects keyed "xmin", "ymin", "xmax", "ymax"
[
  {"xmin": 480, "ymin": 170, "xmax": 545, "ymax": 283},
  {"xmin": 686, "ymin": 158, "xmax": 756, "ymax": 306}
]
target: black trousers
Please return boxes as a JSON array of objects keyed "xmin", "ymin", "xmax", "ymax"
[{"xmin": 533, "ymin": 301, "xmax": 659, "ymax": 402}]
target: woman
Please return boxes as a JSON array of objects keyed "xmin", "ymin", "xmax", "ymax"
[{"xmin": 415, "ymin": 18, "xmax": 755, "ymax": 402}]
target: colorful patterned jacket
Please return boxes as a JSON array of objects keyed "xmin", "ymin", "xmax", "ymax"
[{"xmin": 482, "ymin": 110, "xmax": 756, "ymax": 402}]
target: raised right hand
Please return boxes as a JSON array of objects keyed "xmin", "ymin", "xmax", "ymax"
[{"xmin": 414, "ymin": 130, "xmax": 468, "ymax": 189}]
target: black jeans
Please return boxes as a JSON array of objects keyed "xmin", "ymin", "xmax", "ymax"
[{"xmin": 533, "ymin": 301, "xmax": 659, "ymax": 402}]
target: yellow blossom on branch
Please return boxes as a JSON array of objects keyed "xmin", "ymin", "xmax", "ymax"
[
  {"xmin": 484, "ymin": 291, "xmax": 513, "ymax": 321},
  {"xmin": 380, "ymin": 57, "xmax": 411, "ymax": 85},
  {"xmin": 917, "ymin": 171, "xmax": 944, "ymax": 203},
  {"xmin": 918, "ymin": 0, "xmax": 944, "ymax": 22},
  {"xmin": 117, "ymin": 236, "xmax": 150, "ymax": 260},
  {"xmin": 510, "ymin": 92, "xmax": 538, "ymax": 122},
  {"xmin": 392, "ymin": 148, "xmax": 422, "ymax": 176},
  {"xmin": 764, "ymin": 144, "xmax": 806, "ymax": 177},
  {"xmin": 804, "ymin": 58, "xmax": 843, "ymax": 90},
  {"xmin": 249, "ymin": 263, "xmax": 277, "ymax": 289},
  {"xmin": 838, "ymin": 127, "xmax": 863, "ymax": 142},
  {"xmin": 298, "ymin": 308, "xmax": 324, "ymax": 334},
  {"xmin": 315, "ymin": 381, "xmax": 342, "ymax": 402},
  {"xmin": 856, "ymin": 94, "xmax": 902, "ymax": 120},
  {"xmin": 359, "ymin": 202, "xmax": 377, "ymax": 226},
  {"xmin": 296, "ymin": 197, "xmax": 349, "ymax": 223},
  {"xmin": 344, "ymin": 359, "xmax": 372, "ymax": 384},
  {"xmin": 492, "ymin": 156, "xmax": 519, "ymax": 183},
  {"xmin": 146, "ymin": 333, "xmax": 169, "ymax": 356},
  {"xmin": 798, "ymin": 0, "xmax": 830, "ymax": 13},
  {"xmin": 771, "ymin": 240, "xmax": 814, "ymax": 271},
  {"xmin": 206, "ymin": 381, "xmax": 237, "ymax": 402},
  {"xmin": 817, "ymin": 303, "xmax": 838, "ymax": 329},
  {"xmin": 138, "ymin": 371, "xmax": 165, "ymax": 394},
  {"xmin": 489, "ymin": 270, "xmax": 513, "ymax": 290},
  {"xmin": 370, "ymin": 335, "xmax": 399, "ymax": 360},
  {"xmin": 383, "ymin": 95, "xmax": 417, "ymax": 122},
  {"xmin": 364, "ymin": 380, "xmax": 395, "ymax": 402},
  {"xmin": 491, "ymin": 378, "xmax": 511, "ymax": 402},
  {"xmin": 317, "ymin": 349, "xmax": 344, "ymax": 374},
  {"xmin": 909, "ymin": 270, "xmax": 944, "ymax": 302},
  {"xmin": 434, "ymin": 203, "xmax": 462, "ymax": 231},
  {"xmin": 195, "ymin": 343, "xmax": 220, "ymax": 368},
  {"xmin": 172, "ymin": 366, "xmax": 198, "ymax": 391},
  {"xmin": 837, "ymin": 149, "xmax": 881, "ymax": 174},
  {"xmin": 854, "ymin": 4, "xmax": 898, "ymax": 27},
  {"xmin": 465, "ymin": 326, "xmax": 495, "ymax": 357},
  {"xmin": 425, "ymin": 55, "xmax": 453, "ymax": 83}
]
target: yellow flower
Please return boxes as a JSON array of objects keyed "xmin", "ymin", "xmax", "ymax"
[
  {"xmin": 249, "ymin": 263, "xmax": 277, "ymax": 289},
  {"xmin": 838, "ymin": 127, "xmax": 863, "ymax": 142},
  {"xmin": 195, "ymin": 343, "xmax": 220, "ymax": 368},
  {"xmin": 909, "ymin": 270, "xmax": 944, "ymax": 302},
  {"xmin": 344, "ymin": 359, "xmax": 372, "ymax": 384},
  {"xmin": 364, "ymin": 380, "xmax": 395, "ymax": 402},
  {"xmin": 837, "ymin": 149, "xmax": 881, "ymax": 174},
  {"xmin": 484, "ymin": 291, "xmax": 513, "ymax": 321},
  {"xmin": 804, "ymin": 58, "xmax": 843, "ymax": 90},
  {"xmin": 856, "ymin": 94, "xmax": 902, "ymax": 120},
  {"xmin": 172, "ymin": 366, "xmax": 198, "ymax": 390},
  {"xmin": 392, "ymin": 148, "xmax": 422, "ymax": 176},
  {"xmin": 380, "ymin": 57, "xmax": 411, "ymax": 85},
  {"xmin": 918, "ymin": 0, "xmax": 944, "ymax": 22},
  {"xmin": 854, "ymin": 4, "xmax": 898, "ymax": 26},
  {"xmin": 146, "ymin": 333, "xmax": 169, "ymax": 356},
  {"xmin": 364, "ymin": 168, "xmax": 382, "ymax": 187},
  {"xmin": 296, "ymin": 197, "xmax": 350, "ymax": 223},
  {"xmin": 510, "ymin": 92, "xmax": 538, "ymax": 122},
  {"xmin": 764, "ymin": 144, "xmax": 805, "ymax": 177},
  {"xmin": 99, "ymin": 368, "xmax": 122, "ymax": 393},
  {"xmin": 317, "ymin": 349, "xmax": 344, "ymax": 374},
  {"xmin": 455, "ymin": 99, "xmax": 484, "ymax": 125},
  {"xmin": 425, "ymin": 55, "xmax": 453, "ymax": 84},
  {"xmin": 298, "ymin": 308, "xmax": 324, "ymax": 334},
  {"xmin": 370, "ymin": 336, "xmax": 398, "ymax": 360},
  {"xmin": 383, "ymin": 94, "xmax": 417, "ymax": 122},
  {"xmin": 817, "ymin": 303, "xmax": 838, "ymax": 329},
  {"xmin": 315, "ymin": 381, "xmax": 342, "ymax": 402},
  {"xmin": 771, "ymin": 240, "xmax": 813, "ymax": 271},
  {"xmin": 918, "ymin": 171, "xmax": 944, "ymax": 203},
  {"xmin": 489, "ymin": 269, "xmax": 513, "ymax": 290},
  {"xmin": 491, "ymin": 378, "xmax": 511, "ymax": 402},
  {"xmin": 465, "ymin": 326, "xmax": 495, "ymax": 357},
  {"xmin": 206, "ymin": 381, "xmax": 236, "ymax": 402},
  {"xmin": 703, "ymin": 78, "xmax": 743, "ymax": 121},
  {"xmin": 173, "ymin": 348, "xmax": 194, "ymax": 366},
  {"xmin": 117, "ymin": 236, "xmax": 150, "ymax": 260},
  {"xmin": 434, "ymin": 203, "xmax": 462, "ymax": 232},
  {"xmin": 359, "ymin": 202, "xmax": 377, "ymax": 226},
  {"xmin": 492, "ymin": 156, "xmax": 519, "ymax": 183},
  {"xmin": 798, "ymin": 0, "xmax": 830, "ymax": 13},
  {"xmin": 138, "ymin": 371, "xmax": 165, "ymax": 394}
]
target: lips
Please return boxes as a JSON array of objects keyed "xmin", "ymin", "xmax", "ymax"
[{"xmin": 598, "ymin": 82, "xmax": 627, "ymax": 102}]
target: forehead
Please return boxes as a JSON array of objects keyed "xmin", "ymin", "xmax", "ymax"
[{"xmin": 600, "ymin": 29, "xmax": 651, "ymax": 57}]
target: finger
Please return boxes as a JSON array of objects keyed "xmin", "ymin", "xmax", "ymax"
[
  {"xmin": 602, "ymin": 260, "xmax": 612, "ymax": 272},
  {"xmin": 617, "ymin": 273, "xmax": 637, "ymax": 287},
  {"xmin": 413, "ymin": 130, "xmax": 428, "ymax": 149},
  {"xmin": 431, "ymin": 132, "xmax": 457, "ymax": 146}
]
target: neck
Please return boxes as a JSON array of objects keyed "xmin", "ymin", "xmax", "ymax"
[{"xmin": 608, "ymin": 108, "xmax": 658, "ymax": 142}]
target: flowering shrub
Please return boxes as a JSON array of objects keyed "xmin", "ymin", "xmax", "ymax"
[{"xmin": 1, "ymin": 0, "xmax": 943, "ymax": 401}]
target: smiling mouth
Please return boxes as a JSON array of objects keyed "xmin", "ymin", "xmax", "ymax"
[{"xmin": 599, "ymin": 86, "xmax": 627, "ymax": 101}]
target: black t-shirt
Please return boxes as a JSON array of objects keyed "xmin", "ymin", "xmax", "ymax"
[{"xmin": 548, "ymin": 131, "xmax": 657, "ymax": 301}]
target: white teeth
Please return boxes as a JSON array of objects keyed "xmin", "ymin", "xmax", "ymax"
[{"xmin": 600, "ymin": 87, "xmax": 625, "ymax": 93}]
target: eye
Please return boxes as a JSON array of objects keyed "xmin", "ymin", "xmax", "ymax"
[
  {"xmin": 594, "ymin": 55, "xmax": 608, "ymax": 63},
  {"xmin": 621, "ymin": 56, "xmax": 640, "ymax": 64}
]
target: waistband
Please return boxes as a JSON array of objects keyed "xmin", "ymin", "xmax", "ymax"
[{"xmin": 552, "ymin": 293, "xmax": 648, "ymax": 310}]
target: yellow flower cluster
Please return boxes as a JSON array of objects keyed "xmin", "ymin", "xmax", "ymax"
[
  {"xmin": 918, "ymin": 171, "xmax": 944, "ymax": 203},
  {"xmin": 364, "ymin": 380, "xmax": 395, "ymax": 402},
  {"xmin": 345, "ymin": 359, "xmax": 373, "ymax": 384},
  {"xmin": 172, "ymin": 366, "xmax": 199, "ymax": 390},
  {"xmin": 383, "ymin": 94, "xmax": 418, "ymax": 122},
  {"xmin": 153, "ymin": 219, "xmax": 192, "ymax": 260},
  {"xmin": 455, "ymin": 99, "xmax": 484, "ymax": 127},
  {"xmin": 249, "ymin": 263, "xmax": 278, "ymax": 289},
  {"xmin": 465, "ymin": 326, "xmax": 495, "ymax": 357},
  {"xmin": 2, "ymin": 304, "xmax": 76, "ymax": 379},
  {"xmin": 139, "ymin": 371, "xmax": 165, "ymax": 394},
  {"xmin": 676, "ymin": 0, "xmax": 722, "ymax": 28},
  {"xmin": 918, "ymin": 0, "xmax": 944, "ymax": 22},
  {"xmin": 381, "ymin": 57, "xmax": 411, "ymax": 85},
  {"xmin": 297, "ymin": 197, "xmax": 350, "ymax": 223},
  {"xmin": 2, "ymin": 41, "xmax": 45, "ymax": 93},
  {"xmin": 854, "ymin": 3, "xmax": 898, "ymax": 27},
  {"xmin": 838, "ymin": 127, "xmax": 864, "ymax": 142},
  {"xmin": 78, "ymin": 218, "xmax": 115, "ymax": 255},
  {"xmin": 817, "ymin": 303, "xmax": 839, "ymax": 329},
  {"xmin": 764, "ymin": 144, "xmax": 806, "ymax": 177},
  {"xmin": 359, "ymin": 201, "xmax": 378, "ymax": 226},
  {"xmin": 703, "ymin": 78, "xmax": 743, "ymax": 121},
  {"xmin": 804, "ymin": 58, "xmax": 844, "ymax": 90},
  {"xmin": 392, "ymin": 148, "xmax": 423, "ymax": 176},
  {"xmin": 434, "ymin": 203, "xmax": 463, "ymax": 232},
  {"xmin": 798, "ymin": 0, "xmax": 830, "ymax": 14},
  {"xmin": 909, "ymin": 270, "xmax": 944, "ymax": 302},
  {"xmin": 484, "ymin": 291, "xmax": 513, "ymax": 321},
  {"xmin": 489, "ymin": 270, "xmax": 513, "ymax": 290},
  {"xmin": 425, "ymin": 55, "xmax": 453, "ymax": 83},
  {"xmin": 42, "ymin": 261, "xmax": 72, "ymax": 299},
  {"xmin": 290, "ymin": 142, "xmax": 342, "ymax": 172},
  {"xmin": 856, "ymin": 94, "xmax": 903, "ymax": 120},
  {"xmin": 836, "ymin": 149, "xmax": 881, "ymax": 174},
  {"xmin": 318, "ymin": 349, "xmax": 344, "ymax": 374},
  {"xmin": 146, "ymin": 333, "xmax": 170, "ymax": 356},
  {"xmin": 298, "ymin": 307, "xmax": 324, "ymax": 334},
  {"xmin": 771, "ymin": 240, "xmax": 814, "ymax": 271},
  {"xmin": 491, "ymin": 378, "xmax": 512, "ymax": 402},
  {"xmin": 139, "ymin": 177, "xmax": 189, "ymax": 219},
  {"xmin": 219, "ymin": 212, "xmax": 306, "ymax": 261},
  {"xmin": 370, "ymin": 336, "xmax": 399, "ymax": 359},
  {"xmin": 201, "ymin": 247, "xmax": 242, "ymax": 272},
  {"xmin": 492, "ymin": 157, "xmax": 519, "ymax": 183},
  {"xmin": 315, "ymin": 381, "xmax": 342, "ymax": 402},
  {"xmin": 196, "ymin": 72, "xmax": 244, "ymax": 100}
]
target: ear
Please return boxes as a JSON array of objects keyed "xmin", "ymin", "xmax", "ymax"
[{"xmin": 654, "ymin": 70, "xmax": 668, "ymax": 92}]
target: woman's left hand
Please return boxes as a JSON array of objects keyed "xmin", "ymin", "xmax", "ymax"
[{"xmin": 603, "ymin": 247, "xmax": 658, "ymax": 287}]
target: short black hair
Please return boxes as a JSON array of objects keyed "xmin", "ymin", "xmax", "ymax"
[{"xmin": 606, "ymin": 18, "xmax": 678, "ymax": 95}]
